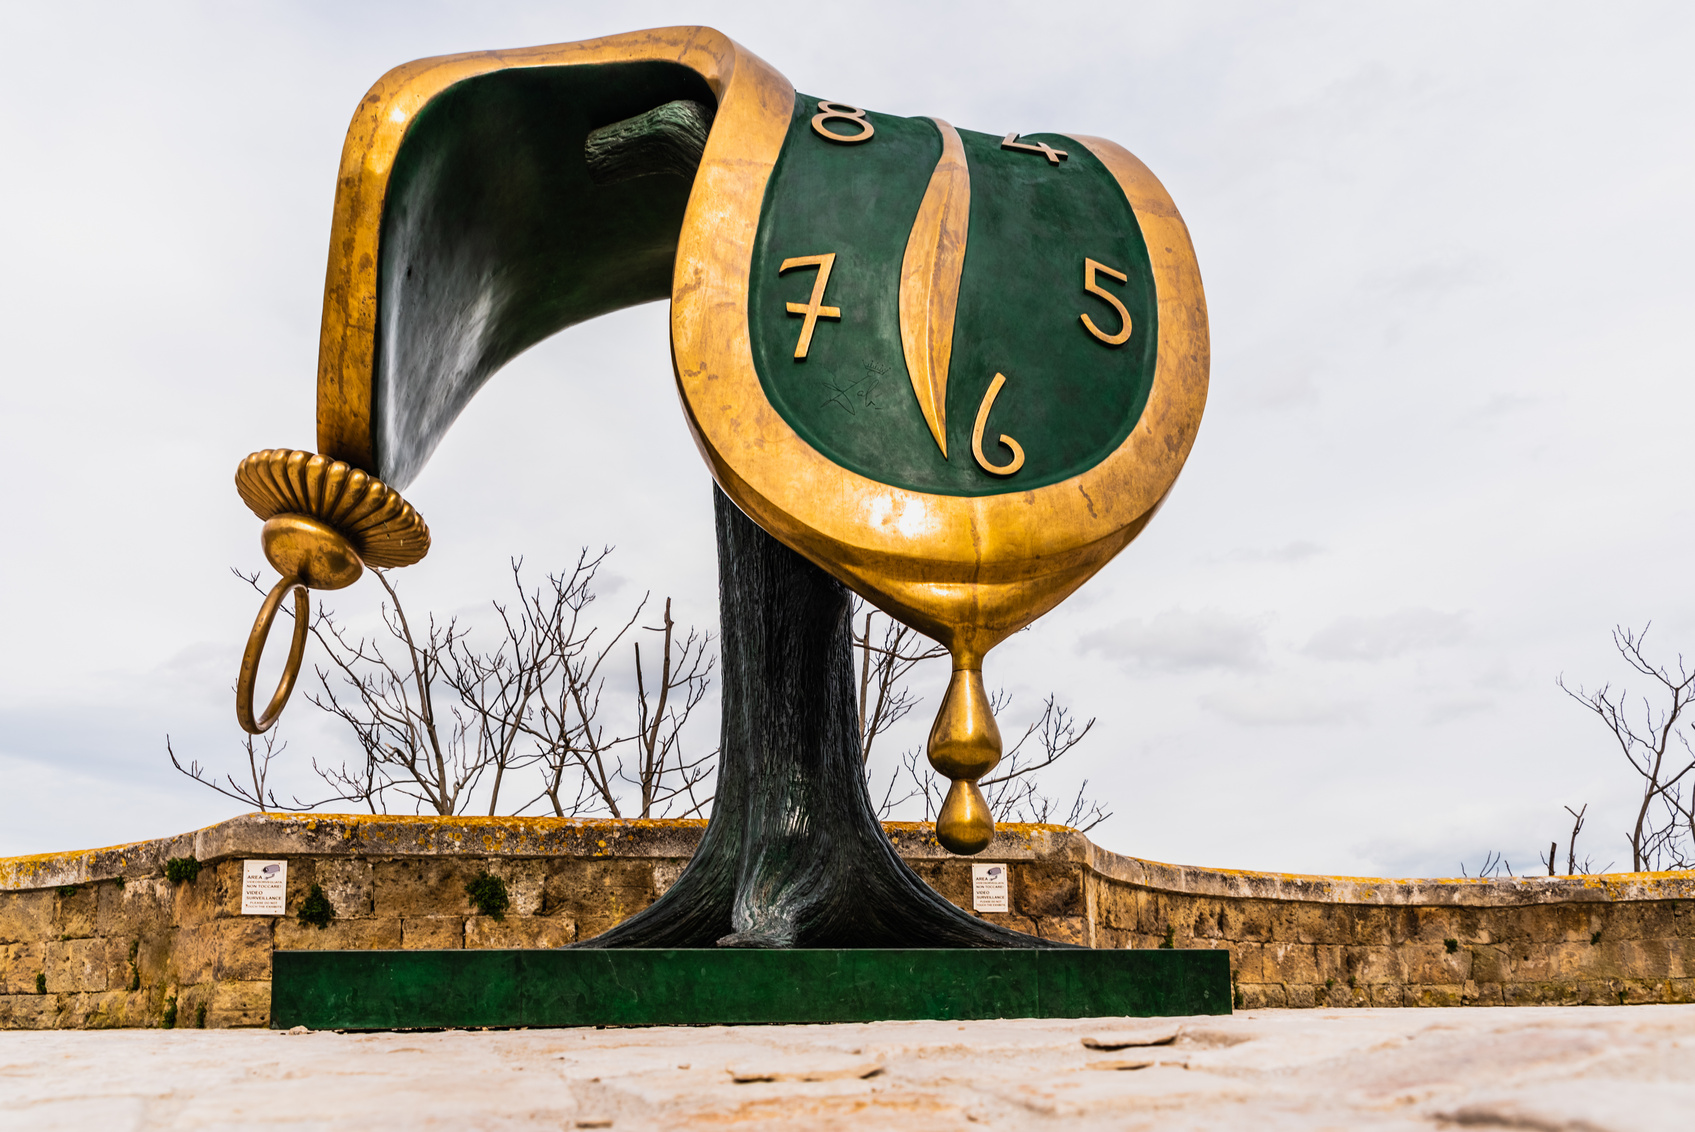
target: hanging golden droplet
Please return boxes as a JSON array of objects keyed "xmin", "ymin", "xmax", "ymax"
[{"xmin": 928, "ymin": 663, "xmax": 1002, "ymax": 854}]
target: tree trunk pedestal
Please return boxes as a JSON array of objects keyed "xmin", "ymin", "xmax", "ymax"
[{"xmin": 580, "ymin": 489, "xmax": 1058, "ymax": 950}]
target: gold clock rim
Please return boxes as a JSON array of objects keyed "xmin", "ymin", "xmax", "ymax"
[{"xmin": 671, "ymin": 98, "xmax": 1210, "ymax": 659}]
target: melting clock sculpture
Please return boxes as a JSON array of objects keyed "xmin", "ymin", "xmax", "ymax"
[{"xmin": 232, "ymin": 27, "xmax": 1207, "ymax": 948}]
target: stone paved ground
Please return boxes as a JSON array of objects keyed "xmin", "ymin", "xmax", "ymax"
[{"xmin": 2, "ymin": 1006, "xmax": 1692, "ymax": 1130}]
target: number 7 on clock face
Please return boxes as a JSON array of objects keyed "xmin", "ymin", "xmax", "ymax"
[{"xmin": 779, "ymin": 253, "xmax": 842, "ymax": 359}]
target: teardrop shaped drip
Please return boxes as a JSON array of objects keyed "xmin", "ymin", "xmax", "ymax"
[{"xmin": 927, "ymin": 659, "xmax": 1002, "ymax": 854}]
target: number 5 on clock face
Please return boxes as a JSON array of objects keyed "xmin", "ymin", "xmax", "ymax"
[{"xmin": 1081, "ymin": 258, "xmax": 1132, "ymax": 347}]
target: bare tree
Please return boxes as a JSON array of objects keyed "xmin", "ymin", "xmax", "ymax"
[
  {"xmin": 304, "ymin": 564, "xmax": 548, "ymax": 815},
  {"xmin": 627, "ymin": 599, "xmax": 716, "ymax": 817},
  {"xmin": 166, "ymin": 730, "xmax": 336, "ymax": 813},
  {"xmin": 1460, "ymin": 850, "xmax": 1512, "ymax": 879},
  {"xmin": 1535, "ymin": 804, "xmax": 1613, "ymax": 876},
  {"xmin": 852, "ymin": 607, "xmax": 946, "ymax": 765},
  {"xmin": 179, "ymin": 569, "xmax": 1104, "ymax": 832},
  {"xmin": 516, "ymin": 566, "xmax": 717, "ymax": 820},
  {"xmin": 848, "ymin": 604, "xmax": 1110, "ymax": 831},
  {"xmin": 174, "ymin": 552, "xmax": 715, "ymax": 820},
  {"xmin": 1559, "ymin": 625, "xmax": 1695, "ymax": 871},
  {"xmin": 879, "ymin": 691, "xmax": 1109, "ymax": 833}
]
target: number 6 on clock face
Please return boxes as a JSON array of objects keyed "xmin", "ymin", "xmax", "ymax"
[{"xmin": 1081, "ymin": 257, "xmax": 1132, "ymax": 347}]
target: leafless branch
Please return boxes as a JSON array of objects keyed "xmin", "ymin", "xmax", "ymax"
[
  {"xmin": 852, "ymin": 602, "xmax": 947, "ymax": 766},
  {"xmin": 190, "ymin": 553, "xmax": 719, "ymax": 821},
  {"xmin": 165, "ymin": 732, "xmax": 342, "ymax": 813},
  {"xmin": 1559, "ymin": 624, "xmax": 1695, "ymax": 871}
]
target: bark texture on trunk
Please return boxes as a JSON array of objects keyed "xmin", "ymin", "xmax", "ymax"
[{"xmin": 578, "ymin": 488, "xmax": 1061, "ymax": 948}]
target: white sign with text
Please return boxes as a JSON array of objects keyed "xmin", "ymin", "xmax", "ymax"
[
  {"xmin": 241, "ymin": 859, "xmax": 288, "ymax": 915},
  {"xmin": 971, "ymin": 863, "xmax": 1009, "ymax": 913}
]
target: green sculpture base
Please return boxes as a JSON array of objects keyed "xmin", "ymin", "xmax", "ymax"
[{"xmin": 270, "ymin": 948, "xmax": 1231, "ymax": 1030}]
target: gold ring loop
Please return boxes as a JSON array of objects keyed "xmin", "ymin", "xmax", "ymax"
[{"xmin": 236, "ymin": 576, "xmax": 309, "ymax": 734}]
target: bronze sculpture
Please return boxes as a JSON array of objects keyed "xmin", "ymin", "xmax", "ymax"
[{"xmin": 232, "ymin": 26, "xmax": 1207, "ymax": 947}]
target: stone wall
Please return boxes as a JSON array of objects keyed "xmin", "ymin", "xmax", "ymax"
[{"xmin": 1, "ymin": 813, "xmax": 1691, "ymax": 1028}]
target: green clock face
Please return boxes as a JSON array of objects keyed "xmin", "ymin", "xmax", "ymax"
[{"xmin": 748, "ymin": 94, "xmax": 1159, "ymax": 497}]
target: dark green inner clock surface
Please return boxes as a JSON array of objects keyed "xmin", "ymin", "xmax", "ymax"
[{"xmin": 749, "ymin": 93, "xmax": 1159, "ymax": 497}]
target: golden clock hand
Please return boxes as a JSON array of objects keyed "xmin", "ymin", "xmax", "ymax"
[{"xmin": 898, "ymin": 118, "xmax": 970, "ymax": 458}]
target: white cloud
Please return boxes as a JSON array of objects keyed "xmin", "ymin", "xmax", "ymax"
[
  {"xmin": 1080, "ymin": 609, "xmax": 1269, "ymax": 674},
  {"xmin": 1303, "ymin": 609, "xmax": 1470, "ymax": 662},
  {"xmin": 1226, "ymin": 541, "xmax": 1325, "ymax": 564},
  {"xmin": 1199, "ymin": 684, "xmax": 1366, "ymax": 727}
]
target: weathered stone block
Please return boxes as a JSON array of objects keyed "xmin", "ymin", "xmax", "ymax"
[
  {"xmin": 1095, "ymin": 927, "xmax": 1132, "ymax": 950},
  {"xmin": 904, "ymin": 860, "xmax": 969, "ymax": 910},
  {"xmin": 1014, "ymin": 863, "xmax": 1081, "ymax": 919},
  {"xmin": 73, "ymin": 989, "xmax": 147, "ymax": 1030},
  {"xmin": 97, "ymin": 878, "xmax": 172, "ymax": 942},
  {"xmin": 1615, "ymin": 978, "xmax": 1664, "ymax": 1004},
  {"xmin": 1034, "ymin": 915, "xmax": 1088, "ymax": 946},
  {"xmin": 1314, "ymin": 945, "xmax": 1398, "ymax": 985},
  {"xmin": 136, "ymin": 929, "xmax": 175, "ymax": 996},
  {"xmin": 274, "ymin": 917, "xmax": 402, "ymax": 952},
  {"xmin": 1237, "ymin": 982, "xmax": 1286, "ymax": 1009},
  {"xmin": 1264, "ymin": 942, "xmax": 1318, "ymax": 985},
  {"xmin": 0, "ymin": 891, "xmax": 54, "ymax": 946},
  {"xmin": 1096, "ymin": 885, "xmax": 1135, "ymax": 931},
  {"xmin": 1604, "ymin": 901, "xmax": 1679, "ymax": 942},
  {"xmin": 1128, "ymin": 889, "xmax": 1158, "ymax": 935},
  {"xmin": 1573, "ymin": 979, "xmax": 1622, "ymax": 1005},
  {"xmin": 211, "ymin": 918, "xmax": 274, "ymax": 982},
  {"xmin": 1227, "ymin": 900, "xmax": 1274, "ymax": 942},
  {"xmin": 44, "ymin": 938, "xmax": 106, "ymax": 993},
  {"xmin": 401, "ymin": 916, "xmax": 463, "ymax": 950},
  {"xmin": 102, "ymin": 936, "xmax": 136, "ymax": 996},
  {"xmin": 1232, "ymin": 943, "xmax": 1265, "ymax": 983},
  {"xmin": 207, "ymin": 979, "xmax": 270, "ymax": 1028},
  {"xmin": 1364, "ymin": 982, "xmax": 1401, "ymax": 1007},
  {"xmin": 1470, "ymin": 945, "xmax": 1508, "ymax": 983},
  {"xmin": 1503, "ymin": 980, "xmax": 1582, "ymax": 1006},
  {"xmin": 544, "ymin": 860, "xmax": 659, "ymax": 939},
  {"xmin": 1611, "ymin": 939, "xmax": 1672, "ymax": 981},
  {"xmin": 313, "ymin": 858, "xmax": 376, "ymax": 919},
  {"xmin": 373, "ymin": 859, "xmax": 480, "ymax": 920},
  {"xmin": 1281, "ymin": 904, "xmax": 1322, "ymax": 944},
  {"xmin": 169, "ymin": 925, "xmax": 216, "ymax": 986},
  {"xmin": 0, "ymin": 942, "xmax": 45, "ymax": 994},
  {"xmin": 1404, "ymin": 983, "xmax": 1461, "ymax": 1007},
  {"xmin": 170, "ymin": 866, "xmax": 228, "ymax": 928},
  {"xmin": 465, "ymin": 915, "xmax": 576, "ymax": 949},
  {"xmin": 1183, "ymin": 899, "xmax": 1225, "ymax": 940},
  {"xmin": 55, "ymin": 885, "xmax": 97, "ymax": 939},
  {"xmin": 1546, "ymin": 940, "xmax": 1626, "ymax": 981},
  {"xmin": 1285, "ymin": 983, "xmax": 1319, "ymax": 1009},
  {"xmin": 651, "ymin": 859, "xmax": 687, "ymax": 898},
  {"xmin": 1401, "ymin": 942, "xmax": 1471, "ymax": 985},
  {"xmin": 1531, "ymin": 903, "xmax": 1602, "ymax": 944},
  {"xmin": 980, "ymin": 911, "xmax": 1041, "ymax": 937},
  {"xmin": 1393, "ymin": 906, "xmax": 1458, "ymax": 945},
  {"xmin": 1351, "ymin": 907, "xmax": 1393, "ymax": 947},
  {"xmin": 1668, "ymin": 937, "xmax": 1692, "ymax": 980},
  {"xmin": 1351, "ymin": 945, "xmax": 1399, "ymax": 985},
  {"xmin": 0, "ymin": 993, "xmax": 57, "ymax": 1029}
]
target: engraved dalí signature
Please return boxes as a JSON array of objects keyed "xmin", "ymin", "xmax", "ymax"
[{"xmin": 821, "ymin": 361, "xmax": 890, "ymax": 415}]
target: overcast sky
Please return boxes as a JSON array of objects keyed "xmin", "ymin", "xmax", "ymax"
[{"xmin": 2, "ymin": 1, "xmax": 1691, "ymax": 877}]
